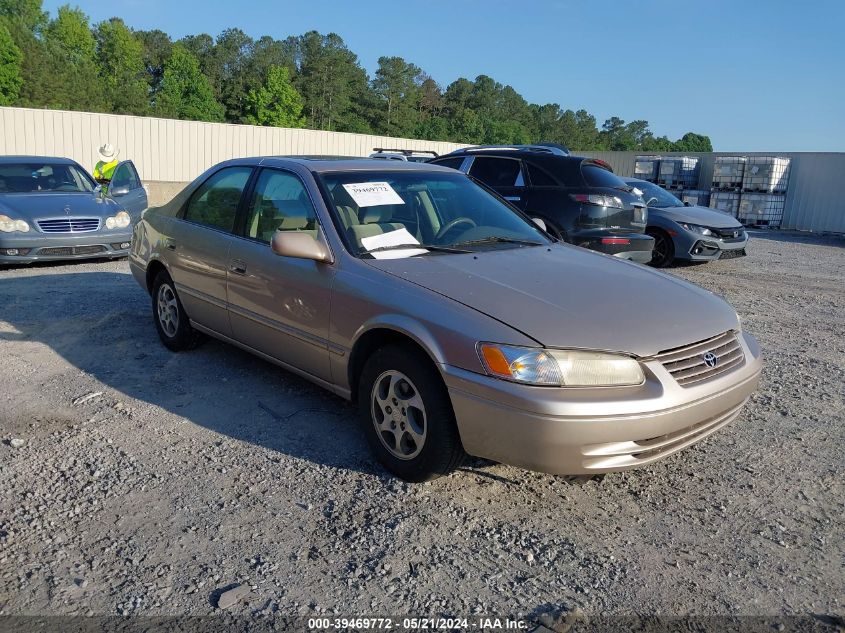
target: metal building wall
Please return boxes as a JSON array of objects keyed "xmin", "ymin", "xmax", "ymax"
[
  {"xmin": 0, "ymin": 106, "xmax": 467, "ymax": 183},
  {"xmin": 1, "ymin": 106, "xmax": 842, "ymax": 233}
]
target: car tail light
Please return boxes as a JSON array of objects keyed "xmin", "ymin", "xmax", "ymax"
[
  {"xmin": 570, "ymin": 194, "xmax": 624, "ymax": 209},
  {"xmin": 601, "ymin": 237, "xmax": 631, "ymax": 245}
]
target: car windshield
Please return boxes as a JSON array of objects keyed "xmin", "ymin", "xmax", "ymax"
[
  {"xmin": 318, "ymin": 170, "xmax": 549, "ymax": 258},
  {"xmin": 0, "ymin": 162, "xmax": 96, "ymax": 194},
  {"xmin": 627, "ymin": 181, "xmax": 683, "ymax": 208}
]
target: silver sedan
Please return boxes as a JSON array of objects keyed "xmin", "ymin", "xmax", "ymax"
[{"xmin": 130, "ymin": 157, "xmax": 762, "ymax": 481}]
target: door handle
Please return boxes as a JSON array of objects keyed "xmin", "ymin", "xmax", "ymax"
[
  {"xmin": 504, "ymin": 196, "xmax": 521, "ymax": 202},
  {"xmin": 229, "ymin": 259, "xmax": 247, "ymax": 275}
]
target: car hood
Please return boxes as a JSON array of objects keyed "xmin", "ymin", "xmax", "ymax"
[
  {"xmin": 650, "ymin": 205, "xmax": 742, "ymax": 228},
  {"xmin": 0, "ymin": 192, "xmax": 120, "ymax": 220},
  {"xmin": 365, "ymin": 244, "xmax": 739, "ymax": 357}
]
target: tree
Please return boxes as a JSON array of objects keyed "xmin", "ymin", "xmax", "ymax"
[
  {"xmin": 0, "ymin": 23, "xmax": 22, "ymax": 105},
  {"xmin": 674, "ymin": 132, "xmax": 713, "ymax": 152},
  {"xmin": 294, "ymin": 31, "xmax": 373, "ymax": 132},
  {"xmin": 243, "ymin": 65, "xmax": 304, "ymax": 127},
  {"xmin": 39, "ymin": 5, "xmax": 105, "ymax": 111},
  {"xmin": 0, "ymin": 0, "xmax": 47, "ymax": 33},
  {"xmin": 156, "ymin": 43, "xmax": 223, "ymax": 121},
  {"xmin": 372, "ymin": 55, "xmax": 421, "ymax": 136},
  {"xmin": 135, "ymin": 28, "xmax": 172, "ymax": 97},
  {"xmin": 95, "ymin": 18, "xmax": 148, "ymax": 114}
]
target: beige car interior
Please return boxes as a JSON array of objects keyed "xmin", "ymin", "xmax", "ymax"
[{"xmin": 330, "ymin": 185, "xmax": 443, "ymax": 252}]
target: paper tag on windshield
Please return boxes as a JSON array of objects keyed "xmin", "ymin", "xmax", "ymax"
[
  {"xmin": 361, "ymin": 228, "xmax": 428, "ymax": 260},
  {"xmin": 342, "ymin": 182, "xmax": 405, "ymax": 207}
]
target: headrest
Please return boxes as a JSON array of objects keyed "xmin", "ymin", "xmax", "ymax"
[{"xmin": 361, "ymin": 207, "xmax": 392, "ymax": 224}]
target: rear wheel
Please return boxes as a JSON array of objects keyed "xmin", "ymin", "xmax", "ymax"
[
  {"xmin": 358, "ymin": 345, "xmax": 465, "ymax": 481},
  {"xmin": 151, "ymin": 271, "xmax": 203, "ymax": 351},
  {"xmin": 647, "ymin": 228, "xmax": 675, "ymax": 268}
]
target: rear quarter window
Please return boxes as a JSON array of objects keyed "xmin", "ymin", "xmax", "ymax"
[{"xmin": 581, "ymin": 163, "xmax": 628, "ymax": 189}]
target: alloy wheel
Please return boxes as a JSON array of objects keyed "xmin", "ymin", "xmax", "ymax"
[
  {"xmin": 156, "ymin": 283, "xmax": 179, "ymax": 337},
  {"xmin": 371, "ymin": 370, "xmax": 427, "ymax": 460}
]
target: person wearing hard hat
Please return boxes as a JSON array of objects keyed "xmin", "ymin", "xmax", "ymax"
[{"xmin": 93, "ymin": 144, "xmax": 120, "ymax": 194}]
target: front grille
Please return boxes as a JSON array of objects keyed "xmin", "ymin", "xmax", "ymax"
[
  {"xmin": 38, "ymin": 245, "xmax": 106, "ymax": 256},
  {"xmin": 719, "ymin": 248, "xmax": 747, "ymax": 260},
  {"xmin": 713, "ymin": 227, "xmax": 745, "ymax": 241},
  {"xmin": 37, "ymin": 218, "xmax": 100, "ymax": 233},
  {"xmin": 656, "ymin": 330, "xmax": 745, "ymax": 387}
]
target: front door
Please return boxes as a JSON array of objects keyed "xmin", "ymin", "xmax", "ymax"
[
  {"xmin": 109, "ymin": 160, "xmax": 148, "ymax": 222},
  {"xmin": 467, "ymin": 156, "xmax": 528, "ymax": 212},
  {"xmin": 167, "ymin": 165, "xmax": 253, "ymax": 338},
  {"xmin": 226, "ymin": 168, "xmax": 335, "ymax": 383}
]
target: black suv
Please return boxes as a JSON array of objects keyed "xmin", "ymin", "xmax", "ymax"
[{"xmin": 430, "ymin": 145, "xmax": 653, "ymax": 262}]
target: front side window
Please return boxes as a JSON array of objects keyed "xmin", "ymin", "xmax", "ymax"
[
  {"xmin": 110, "ymin": 162, "xmax": 141, "ymax": 192},
  {"xmin": 432, "ymin": 157, "xmax": 465, "ymax": 171},
  {"xmin": 318, "ymin": 170, "xmax": 548, "ymax": 257},
  {"xmin": 469, "ymin": 157, "xmax": 524, "ymax": 188},
  {"xmin": 183, "ymin": 167, "xmax": 252, "ymax": 233},
  {"xmin": 244, "ymin": 169, "xmax": 318, "ymax": 242},
  {"xmin": 0, "ymin": 162, "xmax": 95, "ymax": 193}
]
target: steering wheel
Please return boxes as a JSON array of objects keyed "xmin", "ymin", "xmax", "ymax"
[{"xmin": 435, "ymin": 217, "xmax": 477, "ymax": 241}]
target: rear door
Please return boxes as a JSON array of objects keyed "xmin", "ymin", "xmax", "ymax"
[
  {"xmin": 167, "ymin": 165, "xmax": 254, "ymax": 337},
  {"xmin": 109, "ymin": 160, "xmax": 148, "ymax": 221},
  {"xmin": 467, "ymin": 156, "xmax": 528, "ymax": 212}
]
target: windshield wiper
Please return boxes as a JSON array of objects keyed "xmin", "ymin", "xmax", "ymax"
[
  {"xmin": 364, "ymin": 243, "xmax": 471, "ymax": 255},
  {"xmin": 451, "ymin": 236, "xmax": 543, "ymax": 247}
]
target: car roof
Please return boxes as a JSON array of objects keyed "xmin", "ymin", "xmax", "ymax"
[
  {"xmin": 0, "ymin": 155, "xmax": 80, "ymax": 165},
  {"xmin": 250, "ymin": 156, "xmax": 459, "ymax": 174}
]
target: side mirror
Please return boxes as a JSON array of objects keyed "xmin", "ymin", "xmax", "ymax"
[
  {"xmin": 532, "ymin": 217, "xmax": 547, "ymax": 232},
  {"xmin": 110, "ymin": 185, "xmax": 130, "ymax": 197},
  {"xmin": 271, "ymin": 231, "xmax": 333, "ymax": 263}
]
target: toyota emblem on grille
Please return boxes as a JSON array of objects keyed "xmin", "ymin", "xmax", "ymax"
[{"xmin": 702, "ymin": 352, "xmax": 718, "ymax": 368}]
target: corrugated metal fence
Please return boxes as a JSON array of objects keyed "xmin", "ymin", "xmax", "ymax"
[
  {"xmin": 1, "ymin": 107, "xmax": 843, "ymax": 233},
  {"xmin": 0, "ymin": 106, "xmax": 466, "ymax": 183}
]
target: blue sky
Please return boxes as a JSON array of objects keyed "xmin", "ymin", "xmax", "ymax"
[{"xmin": 43, "ymin": 0, "xmax": 845, "ymax": 151}]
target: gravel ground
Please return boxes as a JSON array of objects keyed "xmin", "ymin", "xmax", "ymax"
[{"xmin": 0, "ymin": 231, "xmax": 843, "ymax": 623}]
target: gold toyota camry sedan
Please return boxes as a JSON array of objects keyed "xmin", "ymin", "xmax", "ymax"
[{"xmin": 129, "ymin": 157, "xmax": 762, "ymax": 481}]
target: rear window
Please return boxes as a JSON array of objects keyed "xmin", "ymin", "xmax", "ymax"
[{"xmin": 581, "ymin": 162, "xmax": 628, "ymax": 189}]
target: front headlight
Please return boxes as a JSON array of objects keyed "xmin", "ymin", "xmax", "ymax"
[
  {"xmin": 0, "ymin": 215, "xmax": 30, "ymax": 233},
  {"xmin": 478, "ymin": 343, "xmax": 645, "ymax": 387},
  {"xmin": 105, "ymin": 211, "xmax": 131, "ymax": 229},
  {"xmin": 680, "ymin": 223, "xmax": 713, "ymax": 236}
]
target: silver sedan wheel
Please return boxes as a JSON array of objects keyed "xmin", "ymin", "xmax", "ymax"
[
  {"xmin": 156, "ymin": 283, "xmax": 179, "ymax": 337},
  {"xmin": 371, "ymin": 370, "xmax": 427, "ymax": 460}
]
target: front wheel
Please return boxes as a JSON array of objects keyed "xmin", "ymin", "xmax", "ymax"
[
  {"xmin": 357, "ymin": 345, "xmax": 465, "ymax": 481},
  {"xmin": 151, "ymin": 271, "xmax": 203, "ymax": 351},
  {"xmin": 647, "ymin": 228, "xmax": 675, "ymax": 268}
]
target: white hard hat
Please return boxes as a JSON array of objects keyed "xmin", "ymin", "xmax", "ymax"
[{"xmin": 98, "ymin": 143, "xmax": 119, "ymax": 160}]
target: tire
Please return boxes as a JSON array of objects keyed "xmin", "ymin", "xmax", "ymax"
[
  {"xmin": 544, "ymin": 219, "xmax": 568, "ymax": 242},
  {"xmin": 646, "ymin": 227, "xmax": 675, "ymax": 268},
  {"xmin": 151, "ymin": 270, "xmax": 203, "ymax": 351},
  {"xmin": 357, "ymin": 345, "xmax": 465, "ymax": 482}
]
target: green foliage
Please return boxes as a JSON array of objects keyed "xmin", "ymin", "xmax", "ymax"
[
  {"xmin": 95, "ymin": 17, "xmax": 147, "ymax": 114},
  {"xmin": 673, "ymin": 132, "xmax": 713, "ymax": 152},
  {"xmin": 243, "ymin": 65, "xmax": 304, "ymax": 127},
  {"xmin": 3, "ymin": 3, "xmax": 712, "ymax": 149},
  {"xmin": 0, "ymin": 23, "xmax": 22, "ymax": 105},
  {"xmin": 156, "ymin": 43, "xmax": 223, "ymax": 122}
]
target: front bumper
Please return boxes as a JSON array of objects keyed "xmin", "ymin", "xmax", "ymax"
[
  {"xmin": 0, "ymin": 230, "xmax": 133, "ymax": 264},
  {"xmin": 679, "ymin": 231, "xmax": 748, "ymax": 262},
  {"xmin": 442, "ymin": 331, "xmax": 762, "ymax": 475}
]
